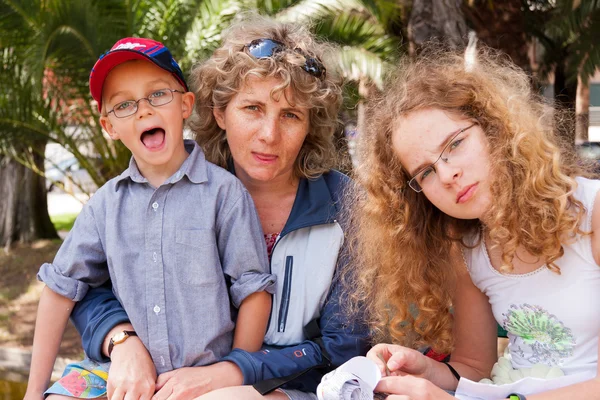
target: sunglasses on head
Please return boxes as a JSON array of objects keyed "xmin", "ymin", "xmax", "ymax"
[{"xmin": 244, "ymin": 38, "xmax": 326, "ymax": 79}]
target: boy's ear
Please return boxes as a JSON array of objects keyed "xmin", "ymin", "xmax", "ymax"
[
  {"xmin": 100, "ymin": 115, "xmax": 120, "ymax": 140},
  {"xmin": 181, "ymin": 91, "xmax": 195, "ymax": 119},
  {"xmin": 213, "ymin": 107, "xmax": 226, "ymax": 130}
]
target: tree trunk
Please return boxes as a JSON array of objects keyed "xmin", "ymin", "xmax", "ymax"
[
  {"xmin": 576, "ymin": 75, "xmax": 590, "ymax": 143},
  {"xmin": 0, "ymin": 151, "xmax": 58, "ymax": 251},
  {"xmin": 462, "ymin": 0, "xmax": 532, "ymax": 74},
  {"xmin": 554, "ymin": 60, "xmax": 578, "ymax": 146},
  {"xmin": 408, "ymin": 0, "xmax": 468, "ymax": 54}
]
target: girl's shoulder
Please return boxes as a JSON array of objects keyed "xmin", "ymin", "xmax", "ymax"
[{"xmin": 573, "ymin": 177, "xmax": 600, "ymax": 231}]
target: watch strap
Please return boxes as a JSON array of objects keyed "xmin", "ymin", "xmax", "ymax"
[
  {"xmin": 507, "ymin": 394, "xmax": 527, "ymax": 400},
  {"xmin": 108, "ymin": 330, "xmax": 137, "ymax": 357},
  {"xmin": 442, "ymin": 361, "xmax": 461, "ymax": 381}
]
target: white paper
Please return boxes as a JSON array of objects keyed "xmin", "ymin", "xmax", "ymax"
[
  {"xmin": 317, "ymin": 356, "xmax": 382, "ymax": 400},
  {"xmin": 455, "ymin": 371, "xmax": 595, "ymax": 400}
]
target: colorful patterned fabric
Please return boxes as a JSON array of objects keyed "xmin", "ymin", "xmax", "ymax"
[
  {"xmin": 264, "ymin": 232, "xmax": 279, "ymax": 259},
  {"xmin": 44, "ymin": 359, "xmax": 110, "ymax": 398}
]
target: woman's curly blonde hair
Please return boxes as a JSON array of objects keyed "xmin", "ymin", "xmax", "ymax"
[
  {"xmin": 187, "ymin": 15, "xmax": 342, "ymax": 178},
  {"xmin": 346, "ymin": 45, "xmax": 593, "ymax": 353}
]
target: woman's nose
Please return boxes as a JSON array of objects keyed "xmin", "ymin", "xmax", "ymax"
[{"xmin": 258, "ymin": 115, "xmax": 280, "ymax": 143}]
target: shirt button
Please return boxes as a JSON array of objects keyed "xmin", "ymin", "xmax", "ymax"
[
  {"xmin": 152, "ymin": 252, "xmax": 157, "ymax": 262},
  {"xmin": 152, "ymin": 202, "xmax": 159, "ymax": 210},
  {"xmin": 153, "ymin": 305, "xmax": 160, "ymax": 314}
]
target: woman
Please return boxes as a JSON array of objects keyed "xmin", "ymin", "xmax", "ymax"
[
  {"xmin": 63, "ymin": 16, "xmax": 367, "ymax": 400},
  {"xmin": 349, "ymin": 46, "xmax": 600, "ymax": 399}
]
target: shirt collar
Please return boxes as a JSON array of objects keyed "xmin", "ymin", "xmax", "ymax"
[{"xmin": 115, "ymin": 140, "xmax": 208, "ymax": 187}]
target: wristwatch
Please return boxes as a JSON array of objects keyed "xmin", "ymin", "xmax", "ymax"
[
  {"xmin": 108, "ymin": 330, "xmax": 137, "ymax": 357},
  {"xmin": 507, "ymin": 394, "xmax": 527, "ymax": 400}
]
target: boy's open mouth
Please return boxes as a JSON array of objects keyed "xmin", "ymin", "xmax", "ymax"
[{"xmin": 141, "ymin": 128, "xmax": 166, "ymax": 149}]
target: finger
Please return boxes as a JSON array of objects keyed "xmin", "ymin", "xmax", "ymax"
[
  {"xmin": 170, "ymin": 377, "xmax": 212, "ymax": 400},
  {"xmin": 110, "ymin": 386, "xmax": 126, "ymax": 400},
  {"xmin": 386, "ymin": 396, "xmax": 411, "ymax": 400},
  {"xmin": 152, "ymin": 381, "xmax": 174, "ymax": 400},
  {"xmin": 124, "ymin": 387, "xmax": 141, "ymax": 400},
  {"xmin": 375, "ymin": 375, "xmax": 413, "ymax": 394},
  {"xmin": 367, "ymin": 344, "xmax": 393, "ymax": 360},
  {"xmin": 155, "ymin": 370, "xmax": 176, "ymax": 391},
  {"xmin": 140, "ymin": 389, "xmax": 154, "ymax": 400},
  {"xmin": 367, "ymin": 344, "xmax": 394, "ymax": 375},
  {"xmin": 386, "ymin": 348, "xmax": 421, "ymax": 372},
  {"xmin": 106, "ymin": 380, "xmax": 114, "ymax": 400},
  {"xmin": 138, "ymin": 381, "xmax": 155, "ymax": 400}
]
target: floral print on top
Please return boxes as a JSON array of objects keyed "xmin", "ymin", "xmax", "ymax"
[
  {"xmin": 264, "ymin": 233, "xmax": 279, "ymax": 259},
  {"xmin": 503, "ymin": 303, "xmax": 576, "ymax": 366}
]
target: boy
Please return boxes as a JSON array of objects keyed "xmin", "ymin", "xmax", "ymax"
[{"xmin": 24, "ymin": 38, "xmax": 275, "ymax": 400}]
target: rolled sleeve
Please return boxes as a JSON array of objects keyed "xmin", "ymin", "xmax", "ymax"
[
  {"xmin": 38, "ymin": 262, "xmax": 91, "ymax": 301},
  {"xmin": 229, "ymin": 270, "xmax": 276, "ymax": 308},
  {"xmin": 37, "ymin": 204, "xmax": 109, "ymax": 301},
  {"xmin": 217, "ymin": 187, "xmax": 275, "ymax": 308}
]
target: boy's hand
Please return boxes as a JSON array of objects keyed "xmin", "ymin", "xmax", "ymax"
[
  {"xmin": 153, "ymin": 362, "xmax": 243, "ymax": 400},
  {"xmin": 107, "ymin": 337, "xmax": 156, "ymax": 400}
]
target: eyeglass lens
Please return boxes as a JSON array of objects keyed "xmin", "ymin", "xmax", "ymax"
[
  {"xmin": 408, "ymin": 124, "xmax": 475, "ymax": 192},
  {"xmin": 245, "ymin": 38, "xmax": 325, "ymax": 79},
  {"xmin": 111, "ymin": 89, "xmax": 178, "ymax": 118}
]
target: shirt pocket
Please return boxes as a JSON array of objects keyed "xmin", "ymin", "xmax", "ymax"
[{"xmin": 175, "ymin": 229, "xmax": 221, "ymax": 286}]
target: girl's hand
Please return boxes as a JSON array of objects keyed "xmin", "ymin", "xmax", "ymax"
[
  {"xmin": 376, "ymin": 375, "xmax": 455, "ymax": 399},
  {"xmin": 367, "ymin": 344, "xmax": 433, "ymax": 380}
]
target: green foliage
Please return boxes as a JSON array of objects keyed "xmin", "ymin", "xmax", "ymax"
[
  {"xmin": 527, "ymin": 0, "xmax": 600, "ymax": 85},
  {"xmin": 51, "ymin": 212, "xmax": 79, "ymax": 232},
  {"xmin": 275, "ymin": 0, "xmax": 404, "ymax": 90},
  {"xmin": 0, "ymin": 0, "xmax": 406, "ymax": 193}
]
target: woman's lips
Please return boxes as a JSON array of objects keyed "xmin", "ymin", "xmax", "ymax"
[
  {"xmin": 456, "ymin": 183, "xmax": 478, "ymax": 203},
  {"xmin": 253, "ymin": 152, "xmax": 278, "ymax": 163}
]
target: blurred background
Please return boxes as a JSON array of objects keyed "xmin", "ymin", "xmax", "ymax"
[
  {"xmin": 0, "ymin": 0, "xmax": 599, "ymax": 396},
  {"xmin": 1, "ymin": 0, "xmax": 600, "ymax": 247}
]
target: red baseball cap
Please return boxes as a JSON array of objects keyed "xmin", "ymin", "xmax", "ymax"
[{"xmin": 89, "ymin": 37, "xmax": 188, "ymax": 112}]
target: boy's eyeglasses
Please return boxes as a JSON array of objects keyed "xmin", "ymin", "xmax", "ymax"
[
  {"xmin": 107, "ymin": 88, "xmax": 184, "ymax": 118},
  {"xmin": 407, "ymin": 123, "xmax": 477, "ymax": 193},
  {"xmin": 244, "ymin": 38, "xmax": 326, "ymax": 79}
]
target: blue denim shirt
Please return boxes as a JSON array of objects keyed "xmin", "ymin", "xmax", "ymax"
[{"xmin": 38, "ymin": 140, "xmax": 275, "ymax": 373}]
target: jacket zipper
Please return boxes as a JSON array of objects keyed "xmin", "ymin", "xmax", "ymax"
[{"xmin": 278, "ymin": 256, "xmax": 294, "ymax": 332}]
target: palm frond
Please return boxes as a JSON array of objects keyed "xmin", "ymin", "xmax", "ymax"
[
  {"xmin": 335, "ymin": 46, "xmax": 392, "ymax": 88},
  {"xmin": 182, "ymin": 0, "xmax": 244, "ymax": 68}
]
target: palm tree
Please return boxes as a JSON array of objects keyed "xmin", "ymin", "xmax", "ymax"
[
  {"xmin": 0, "ymin": 0, "xmax": 207, "ymax": 248},
  {"xmin": 0, "ymin": 49, "xmax": 59, "ymax": 248},
  {"xmin": 528, "ymin": 0, "xmax": 600, "ymax": 143}
]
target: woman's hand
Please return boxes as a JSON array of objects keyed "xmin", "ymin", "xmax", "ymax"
[
  {"xmin": 367, "ymin": 344, "xmax": 433, "ymax": 380},
  {"xmin": 376, "ymin": 375, "xmax": 455, "ymax": 400},
  {"xmin": 107, "ymin": 337, "xmax": 157, "ymax": 400},
  {"xmin": 152, "ymin": 361, "xmax": 243, "ymax": 400}
]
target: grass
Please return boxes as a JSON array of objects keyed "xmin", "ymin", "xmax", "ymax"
[{"xmin": 50, "ymin": 212, "xmax": 78, "ymax": 232}]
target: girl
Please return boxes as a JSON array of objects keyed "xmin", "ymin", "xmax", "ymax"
[{"xmin": 349, "ymin": 46, "xmax": 600, "ymax": 399}]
